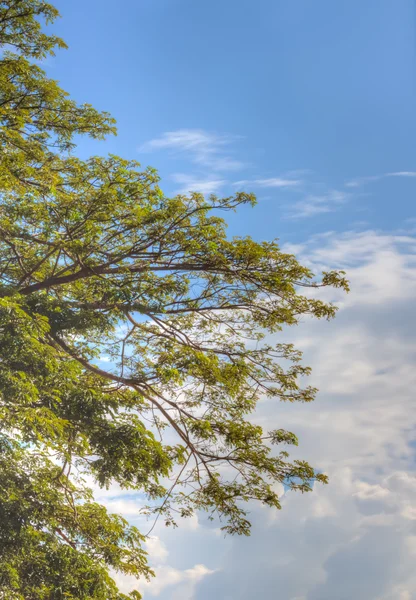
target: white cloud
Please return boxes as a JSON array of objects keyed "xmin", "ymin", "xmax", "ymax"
[
  {"xmin": 346, "ymin": 171, "xmax": 416, "ymax": 188},
  {"xmin": 392, "ymin": 171, "xmax": 416, "ymax": 178},
  {"xmin": 285, "ymin": 189, "xmax": 348, "ymax": 219},
  {"xmin": 189, "ymin": 228, "xmax": 416, "ymax": 599},
  {"xmin": 98, "ymin": 228, "xmax": 416, "ymax": 599},
  {"xmin": 139, "ymin": 129, "xmax": 244, "ymax": 172},
  {"xmin": 98, "ymin": 355, "xmax": 112, "ymax": 363},
  {"xmin": 283, "ymin": 230, "xmax": 416, "ymax": 305},
  {"xmin": 114, "ymin": 563, "xmax": 215, "ymax": 598},
  {"xmin": 171, "ymin": 173, "xmax": 225, "ymax": 195},
  {"xmin": 145, "ymin": 537, "xmax": 169, "ymax": 563},
  {"xmin": 233, "ymin": 177, "xmax": 302, "ymax": 188},
  {"xmin": 100, "ymin": 497, "xmax": 145, "ymax": 517}
]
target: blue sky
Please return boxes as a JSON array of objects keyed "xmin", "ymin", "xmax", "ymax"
[
  {"xmin": 51, "ymin": 0, "xmax": 416, "ymax": 241},
  {"xmin": 49, "ymin": 1, "xmax": 416, "ymax": 598}
]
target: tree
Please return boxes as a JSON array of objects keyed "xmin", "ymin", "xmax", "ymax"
[{"xmin": 0, "ymin": 2, "xmax": 349, "ymax": 598}]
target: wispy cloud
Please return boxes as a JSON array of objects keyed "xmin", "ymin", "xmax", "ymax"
[
  {"xmin": 171, "ymin": 173, "xmax": 225, "ymax": 195},
  {"xmin": 139, "ymin": 129, "xmax": 244, "ymax": 172},
  {"xmin": 233, "ymin": 177, "xmax": 302, "ymax": 189},
  {"xmin": 234, "ymin": 174, "xmax": 352, "ymax": 219},
  {"xmin": 285, "ymin": 189, "xmax": 349, "ymax": 219},
  {"xmin": 346, "ymin": 171, "xmax": 416, "ymax": 188}
]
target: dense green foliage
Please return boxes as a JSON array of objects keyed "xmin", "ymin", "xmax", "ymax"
[{"xmin": 0, "ymin": 2, "xmax": 349, "ymax": 597}]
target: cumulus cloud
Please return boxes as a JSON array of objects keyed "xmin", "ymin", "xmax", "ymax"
[
  {"xmin": 102, "ymin": 229, "xmax": 416, "ymax": 599},
  {"xmin": 193, "ymin": 466, "xmax": 416, "ymax": 600},
  {"xmin": 189, "ymin": 229, "xmax": 416, "ymax": 599},
  {"xmin": 114, "ymin": 563, "xmax": 215, "ymax": 599}
]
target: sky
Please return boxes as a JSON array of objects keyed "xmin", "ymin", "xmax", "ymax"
[{"xmin": 48, "ymin": 1, "xmax": 416, "ymax": 598}]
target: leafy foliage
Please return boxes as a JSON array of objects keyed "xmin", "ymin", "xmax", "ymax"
[{"xmin": 0, "ymin": 1, "xmax": 349, "ymax": 597}]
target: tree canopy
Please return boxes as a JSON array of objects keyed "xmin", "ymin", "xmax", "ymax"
[{"xmin": 0, "ymin": 2, "xmax": 349, "ymax": 598}]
